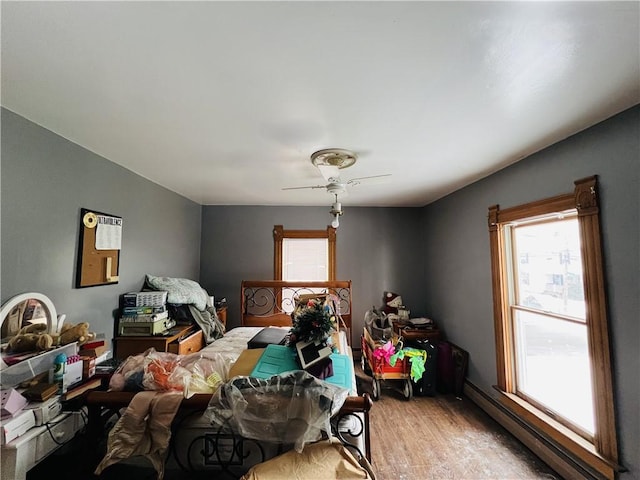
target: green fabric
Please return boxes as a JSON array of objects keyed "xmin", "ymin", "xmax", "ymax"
[{"xmin": 388, "ymin": 347, "xmax": 426, "ymax": 382}]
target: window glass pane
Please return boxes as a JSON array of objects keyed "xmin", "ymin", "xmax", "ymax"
[
  {"xmin": 281, "ymin": 238, "xmax": 328, "ymax": 313},
  {"xmin": 514, "ymin": 309, "xmax": 594, "ymax": 434},
  {"xmin": 282, "ymin": 238, "xmax": 328, "ymax": 281},
  {"xmin": 513, "ymin": 218, "xmax": 585, "ymax": 319}
]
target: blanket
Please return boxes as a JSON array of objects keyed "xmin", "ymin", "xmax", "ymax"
[
  {"xmin": 144, "ymin": 274, "xmax": 225, "ymax": 344},
  {"xmin": 95, "ymin": 391, "xmax": 183, "ymax": 480}
]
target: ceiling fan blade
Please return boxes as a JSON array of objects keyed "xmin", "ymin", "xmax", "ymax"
[
  {"xmin": 282, "ymin": 185, "xmax": 326, "ymax": 191},
  {"xmin": 346, "ymin": 174, "xmax": 392, "ymax": 186},
  {"xmin": 317, "ymin": 164, "xmax": 340, "ymax": 182}
]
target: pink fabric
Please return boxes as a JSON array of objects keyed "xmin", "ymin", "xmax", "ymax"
[{"xmin": 372, "ymin": 341, "xmax": 395, "ymax": 364}]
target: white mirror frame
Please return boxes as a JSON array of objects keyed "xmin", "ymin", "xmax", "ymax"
[{"xmin": 0, "ymin": 292, "xmax": 57, "ymax": 369}]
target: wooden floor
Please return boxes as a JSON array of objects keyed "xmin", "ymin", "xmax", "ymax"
[
  {"xmin": 356, "ymin": 368, "xmax": 561, "ymax": 480},
  {"xmin": 27, "ymin": 364, "xmax": 561, "ymax": 480}
]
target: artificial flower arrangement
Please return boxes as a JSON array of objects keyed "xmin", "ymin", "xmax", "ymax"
[{"xmin": 289, "ymin": 297, "xmax": 336, "ymax": 345}]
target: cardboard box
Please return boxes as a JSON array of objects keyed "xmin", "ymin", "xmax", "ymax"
[
  {"xmin": 1, "ymin": 389, "xmax": 28, "ymax": 418},
  {"xmin": 24, "ymin": 396, "xmax": 62, "ymax": 426},
  {"xmin": 78, "ymin": 345, "xmax": 108, "ymax": 358},
  {"xmin": 0, "ymin": 408, "xmax": 35, "ymax": 445},
  {"xmin": 64, "ymin": 360, "xmax": 83, "ymax": 389},
  {"xmin": 82, "ymin": 356, "xmax": 96, "ymax": 379}
]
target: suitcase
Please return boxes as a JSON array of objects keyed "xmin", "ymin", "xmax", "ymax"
[
  {"xmin": 404, "ymin": 338, "xmax": 438, "ymax": 396},
  {"xmin": 436, "ymin": 341, "xmax": 469, "ymax": 396},
  {"xmin": 436, "ymin": 341, "xmax": 455, "ymax": 394}
]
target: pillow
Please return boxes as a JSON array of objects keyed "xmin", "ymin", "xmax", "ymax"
[{"xmin": 145, "ymin": 275, "xmax": 208, "ymax": 311}]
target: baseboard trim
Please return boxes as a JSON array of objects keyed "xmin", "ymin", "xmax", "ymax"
[{"xmin": 463, "ymin": 380, "xmax": 605, "ymax": 480}]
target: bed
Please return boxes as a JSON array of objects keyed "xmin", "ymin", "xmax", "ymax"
[{"xmin": 85, "ymin": 280, "xmax": 371, "ymax": 479}]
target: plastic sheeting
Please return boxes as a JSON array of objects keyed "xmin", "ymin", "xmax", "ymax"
[
  {"xmin": 206, "ymin": 370, "xmax": 349, "ymax": 452},
  {"xmin": 109, "ymin": 348, "xmax": 234, "ymax": 398}
]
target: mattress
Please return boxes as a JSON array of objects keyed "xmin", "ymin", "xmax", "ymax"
[
  {"xmin": 171, "ymin": 326, "xmax": 365, "ymax": 473},
  {"xmin": 250, "ymin": 344, "xmax": 354, "ymax": 392},
  {"xmin": 200, "ymin": 326, "xmax": 357, "ymax": 395}
]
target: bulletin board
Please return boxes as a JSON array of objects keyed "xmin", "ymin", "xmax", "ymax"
[{"xmin": 75, "ymin": 208, "xmax": 122, "ymax": 288}]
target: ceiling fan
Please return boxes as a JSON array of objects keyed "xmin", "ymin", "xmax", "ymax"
[{"xmin": 283, "ymin": 148, "xmax": 392, "ymax": 228}]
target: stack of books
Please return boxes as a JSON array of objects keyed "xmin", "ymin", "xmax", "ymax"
[
  {"xmin": 118, "ymin": 291, "xmax": 176, "ymax": 336},
  {"xmin": 78, "ymin": 334, "xmax": 111, "ymax": 364},
  {"xmin": 60, "ymin": 376, "xmax": 102, "ymax": 402}
]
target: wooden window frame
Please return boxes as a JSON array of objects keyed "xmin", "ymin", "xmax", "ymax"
[
  {"xmin": 488, "ymin": 176, "xmax": 619, "ymax": 479},
  {"xmin": 273, "ymin": 225, "xmax": 336, "ymax": 281}
]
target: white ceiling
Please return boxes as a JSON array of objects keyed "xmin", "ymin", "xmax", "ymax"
[{"xmin": 2, "ymin": 1, "xmax": 639, "ymax": 207}]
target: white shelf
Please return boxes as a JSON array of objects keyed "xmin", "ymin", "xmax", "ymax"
[{"xmin": 0, "ymin": 343, "xmax": 78, "ymax": 388}]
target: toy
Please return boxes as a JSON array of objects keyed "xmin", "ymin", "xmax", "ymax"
[
  {"xmin": 381, "ymin": 291, "xmax": 403, "ymax": 315},
  {"xmin": 5, "ymin": 322, "xmax": 96, "ymax": 353},
  {"xmin": 6, "ymin": 324, "xmax": 53, "ymax": 352},
  {"xmin": 51, "ymin": 321, "xmax": 96, "ymax": 347}
]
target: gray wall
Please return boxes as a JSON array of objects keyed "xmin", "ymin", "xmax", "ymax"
[
  {"xmin": 421, "ymin": 105, "xmax": 639, "ymax": 479},
  {"xmin": 1, "ymin": 108, "xmax": 203, "ymax": 349},
  {"xmin": 199, "ymin": 205, "xmax": 424, "ymax": 341},
  {"xmin": 2, "ymin": 104, "xmax": 637, "ymax": 477}
]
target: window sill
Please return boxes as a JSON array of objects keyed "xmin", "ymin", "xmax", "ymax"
[{"xmin": 493, "ymin": 387, "xmax": 618, "ymax": 480}]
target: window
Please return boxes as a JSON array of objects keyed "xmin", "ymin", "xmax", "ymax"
[
  {"xmin": 273, "ymin": 225, "xmax": 337, "ymax": 313},
  {"xmin": 488, "ymin": 176, "xmax": 618, "ymax": 479},
  {"xmin": 282, "ymin": 237, "xmax": 329, "ymax": 281},
  {"xmin": 273, "ymin": 225, "xmax": 336, "ymax": 281}
]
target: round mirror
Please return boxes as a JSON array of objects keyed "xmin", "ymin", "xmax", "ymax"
[{"xmin": 0, "ymin": 292, "xmax": 57, "ymax": 369}]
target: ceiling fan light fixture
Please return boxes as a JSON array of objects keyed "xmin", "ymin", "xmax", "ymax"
[
  {"xmin": 311, "ymin": 148, "xmax": 357, "ymax": 170},
  {"xmin": 329, "ymin": 195, "xmax": 343, "ymax": 229}
]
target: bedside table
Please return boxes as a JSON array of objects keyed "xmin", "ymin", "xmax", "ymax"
[
  {"xmin": 113, "ymin": 325, "xmax": 204, "ymax": 360},
  {"xmin": 393, "ymin": 322, "xmax": 442, "ymax": 343},
  {"xmin": 216, "ymin": 306, "xmax": 227, "ymax": 327}
]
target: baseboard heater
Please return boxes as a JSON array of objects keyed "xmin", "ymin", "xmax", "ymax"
[{"xmin": 463, "ymin": 380, "xmax": 605, "ymax": 480}]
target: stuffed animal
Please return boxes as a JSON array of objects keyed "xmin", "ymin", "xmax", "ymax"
[
  {"xmin": 5, "ymin": 321, "xmax": 96, "ymax": 353},
  {"xmin": 381, "ymin": 291, "xmax": 403, "ymax": 315},
  {"xmin": 6, "ymin": 324, "xmax": 53, "ymax": 352},
  {"xmin": 51, "ymin": 322, "xmax": 96, "ymax": 347}
]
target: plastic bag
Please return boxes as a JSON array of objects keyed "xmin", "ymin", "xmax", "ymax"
[
  {"xmin": 109, "ymin": 348, "xmax": 233, "ymax": 396},
  {"xmin": 108, "ymin": 348, "xmax": 152, "ymax": 392},
  {"xmin": 173, "ymin": 351, "xmax": 234, "ymax": 398},
  {"xmin": 364, "ymin": 307, "xmax": 393, "ymax": 341},
  {"xmin": 142, "ymin": 350, "xmax": 182, "ymax": 391},
  {"xmin": 205, "ymin": 370, "xmax": 349, "ymax": 452}
]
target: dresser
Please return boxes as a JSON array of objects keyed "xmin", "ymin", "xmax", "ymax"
[{"xmin": 113, "ymin": 325, "xmax": 204, "ymax": 360}]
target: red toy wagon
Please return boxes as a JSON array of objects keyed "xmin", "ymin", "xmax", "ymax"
[{"xmin": 360, "ymin": 328, "xmax": 413, "ymax": 400}]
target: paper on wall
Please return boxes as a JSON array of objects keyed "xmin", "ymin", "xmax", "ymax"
[{"xmin": 95, "ymin": 215, "xmax": 122, "ymax": 250}]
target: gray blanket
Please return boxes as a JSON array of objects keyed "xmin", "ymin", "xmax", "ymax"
[{"xmin": 188, "ymin": 304, "xmax": 225, "ymax": 344}]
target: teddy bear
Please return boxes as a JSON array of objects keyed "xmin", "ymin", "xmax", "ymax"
[
  {"xmin": 51, "ymin": 321, "xmax": 96, "ymax": 347},
  {"xmin": 6, "ymin": 323, "xmax": 53, "ymax": 352},
  {"xmin": 6, "ymin": 321, "xmax": 96, "ymax": 353}
]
